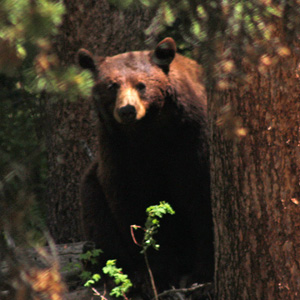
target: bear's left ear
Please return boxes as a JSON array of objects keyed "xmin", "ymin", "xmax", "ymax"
[
  {"xmin": 152, "ymin": 37, "xmax": 177, "ymax": 68},
  {"xmin": 76, "ymin": 48, "xmax": 96, "ymax": 72}
]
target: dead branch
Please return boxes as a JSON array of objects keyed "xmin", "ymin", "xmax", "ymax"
[{"xmin": 153, "ymin": 282, "xmax": 213, "ymax": 299}]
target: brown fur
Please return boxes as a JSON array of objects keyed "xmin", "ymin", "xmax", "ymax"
[{"xmin": 78, "ymin": 38, "xmax": 213, "ymax": 296}]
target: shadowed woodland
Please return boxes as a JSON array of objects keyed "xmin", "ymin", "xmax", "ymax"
[{"xmin": 1, "ymin": 1, "xmax": 300, "ymax": 300}]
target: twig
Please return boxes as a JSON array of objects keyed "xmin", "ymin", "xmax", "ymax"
[
  {"xmin": 91, "ymin": 287, "xmax": 107, "ymax": 300},
  {"xmin": 130, "ymin": 225, "xmax": 143, "ymax": 247},
  {"xmin": 144, "ymin": 251, "xmax": 158, "ymax": 300},
  {"xmin": 91, "ymin": 282, "xmax": 107, "ymax": 299},
  {"xmin": 122, "ymin": 291, "xmax": 130, "ymax": 300},
  {"xmin": 153, "ymin": 282, "xmax": 213, "ymax": 300},
  {"xmin": 130, "ymin": 225, "xmax": 159, "ymax": 299}
]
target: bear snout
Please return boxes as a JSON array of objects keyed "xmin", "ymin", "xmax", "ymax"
[
  {"xmin": 117, "ymin": 105, "xmax": 137, "ymax": 123},
  {"xmin": 114, "ymin": 87, "xmax": 146, "ymax": 123}
]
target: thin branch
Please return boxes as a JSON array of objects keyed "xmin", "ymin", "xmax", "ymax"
[
  {"xmin": 153, "ymin": 282, "xmax": 213, "ymax": 300},
  {"xmin": 130, "ymin": 225, "xmax": 143, "ymax": 247},
  {"xmin": 91, "ymin": 287, "xmax": 107, "ymax": 300},
  {"xmin": 122, "ymin": 291, "xmax": 130, "ymax": 300},
  {"xmin": 144, "ymin": 251, "xmax": 158, "ymax": 300}
]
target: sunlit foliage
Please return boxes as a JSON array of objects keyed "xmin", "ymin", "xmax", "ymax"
[
  {"xmin": 0, "ymin": 0, "xmax": 93, "ymax": 99},
  {"xmin": 0, "ymin": 0, "xmax": 94, "ymax": 230},
  {"xmin": 0, "ymin": 2, "xmax": 94, "ymax": 297},
  {"xmin": 109, "ymin": 0, "xmax": 300, "ymax": 74}
]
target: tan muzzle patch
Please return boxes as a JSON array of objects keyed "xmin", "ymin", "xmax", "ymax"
[{"xmin": 114, "ymin": 87, "xmax": 146, "ymax": 123}]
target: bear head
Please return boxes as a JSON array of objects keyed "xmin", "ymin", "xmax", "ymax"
[{"xmin": 77, "ymin": 38, "xmax": 177, "ymax": 126}]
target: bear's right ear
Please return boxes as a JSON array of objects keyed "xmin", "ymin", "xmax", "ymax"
[
  {"xmin": 76, "ymin": 49, "xmax": 96, "ymax": 72},
  {"xmin": 152, "ymin": 37, "xmax": 177, "ymax": 69}
]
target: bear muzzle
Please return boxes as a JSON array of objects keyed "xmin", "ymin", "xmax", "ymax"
[{"xmin": 114, "ymin": 87, "xmax": 146, "ymax": 124}]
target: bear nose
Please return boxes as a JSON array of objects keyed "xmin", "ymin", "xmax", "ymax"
[{"xmin": 118, "ymin": 105, "xmax": 137, "ymax": 123}]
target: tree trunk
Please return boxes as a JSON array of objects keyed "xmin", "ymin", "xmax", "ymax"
[
  {"xmin": 209, "ymin": 45, "xmax": 300, "ymax": 299},
  {"xmin": 46, "ymin": 1, "xmax": 153, "ymax": 243}
]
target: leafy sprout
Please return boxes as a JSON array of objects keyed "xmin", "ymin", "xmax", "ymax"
[{"xmin": 142, "ymin": 201, "xmax": 175, "ymax": 253}]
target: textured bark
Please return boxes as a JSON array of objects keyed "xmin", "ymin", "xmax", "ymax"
[
  {"xmin": 46, "ymin": 1, "xmax": 153, "ymax": 243},
  {"xmin": 209, "ymin": 51, "xmax": 300, "ymax": 299}
]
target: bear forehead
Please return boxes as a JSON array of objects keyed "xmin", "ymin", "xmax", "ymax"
[{"xmin": 98, "ymin": 50, "xmax": 162, "ymax": 80}]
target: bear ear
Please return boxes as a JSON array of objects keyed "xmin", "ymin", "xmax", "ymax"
[
  {"xmin": 152, "ymin": 37, "xmax": 177, "ymax": 68},
  {"xmin": 76, "ymin": 48, "xmax": 96, "ymax": 72}
]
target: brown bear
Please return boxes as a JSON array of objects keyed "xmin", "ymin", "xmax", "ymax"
[{"xmin": 77, "ymin": 38, "xmax": 213, "ymax": 296}]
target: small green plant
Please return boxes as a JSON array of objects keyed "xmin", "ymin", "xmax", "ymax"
[
  {"xmin": 81, "ymin": 202, "xmax": 174, "ymax": 300},
  {"xmin": 103, "ymin": 260, "xmax": 133, "ymax": 299},
  {"xmin": 84, "ymin": 273, "xmax": 101, "ymax": 287},
  {"xmin": 131, "ymin": 201, "xmax": 175, "ymax": 300},
  {"xmin": 80, "ymin": 249, "xmax": 103, "ymax": 265},
  {"xmin": 142, "ymin": 201, "xmax": 175, "ymax": 253},
  {"xmin": 80, "ymin": 249, "xmax": 103, "ymax": 282},
  {"xmin": 79, "ymin": 249, "xmax": 132, "ymax": 299}
]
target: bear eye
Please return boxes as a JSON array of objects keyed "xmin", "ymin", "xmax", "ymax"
[
  {"xmin": 136, "ymin": 82, "xmax": 146, "ymax": 92},
  {"xmin": 107, "ymin": 82, "xmax": 119, "ymax": 91}
]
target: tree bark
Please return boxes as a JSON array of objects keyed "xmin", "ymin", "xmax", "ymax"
[
  {"xmin": 46, "ymin": 1, "xmax": 153, "ymax": 243},
  {"xmin": 209, "ymin": 45, "xmax": 300, "ymax": 299}
]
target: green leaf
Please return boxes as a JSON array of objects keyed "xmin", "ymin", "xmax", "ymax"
[
  {"xmin": 92, "ymin": 273, "xmax": 101, "ymax": 281},
  {"xmin": 102, "ymin": 260, "xmax": 132, "ymax": 297}
]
